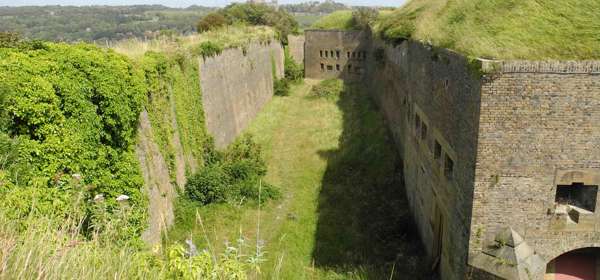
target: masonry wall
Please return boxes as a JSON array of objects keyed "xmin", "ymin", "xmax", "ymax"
[
  {"xmin": 288, "ymin": 34, "xmax": 305, "ymax": 65},
  {"xmin": 304, "ymin": 30, "xmax": 371, "ymax": 81},
  {"xmin": 469, "ymin": 61, "xmax": 600, "ymax": 278},
  {"xmin": 139, "ymin": 41, "xmax": 284, "ymax": 244},
  {"xmin": 200, "ymin": 41, "xmax": 284, "ymax": 148},
  {"xmin": 366, "ymin": 39, "xmax": 482, "ymax": 280}
]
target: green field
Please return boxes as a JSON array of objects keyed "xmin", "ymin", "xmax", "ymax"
[{"xmin": 168, "ymin": 80, "xmax": 427, "ymax": 279}]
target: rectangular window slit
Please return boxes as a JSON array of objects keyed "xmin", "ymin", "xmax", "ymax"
[{"xmin": 444, "ymin": 155, "xmax": 454, "ymax": 180}]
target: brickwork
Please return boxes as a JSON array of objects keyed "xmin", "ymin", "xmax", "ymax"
[
  {"xmin": 304, "ymin": 29, "xmax": 600, "ymax": 280},
  {"xmin": 470, "ymin": 64, "xmax": 600, "ymax": 279},
  {"xmin": 366, "ymin": 39, "xmax": 482, "ymax": 280},
  {"xmin": 304, "ymin": 29, "xmax": 372, "ymax": 81}
]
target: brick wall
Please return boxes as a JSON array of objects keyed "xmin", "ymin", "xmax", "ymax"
[
  {"xmin": 470, "ymin": 61, "xmax": 600, "ymax": 278},
  {"xmin": 304, "ymin": 29, "xmax": 372, "ymax": 81},
  {"xmin": 366, "ymin": 39, "xmax": 482, "ymax": 280}
]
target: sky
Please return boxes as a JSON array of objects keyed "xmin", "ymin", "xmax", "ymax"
[{"xmin": 0, "ymin": 0, "xmax": 405, "ymax": 8}]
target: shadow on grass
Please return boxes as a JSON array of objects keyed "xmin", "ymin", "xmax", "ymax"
[{"xmin": 312, "ymin": 84, "xmax": 430, "ymax": 279}]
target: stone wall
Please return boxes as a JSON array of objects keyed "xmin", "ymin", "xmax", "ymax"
[
  {"xmin": 139, "ymin": 40, "xmax": 284, "ymax": 244},
  {"xmin": 304, "ymin": 29, "xmax": 372, "ymax": 81},
  {"xmin": 288, "ymin": 34, "xmax": 305, "ymax": 65},
  {"xmin": 469, "ymin": 61, "xmax": 600, "ymax": 279},
  {"xmin": 200, "ymin": 41, "xmax": 284, "ymax": 148},
  {"xmin": 304, "ymin": 29, "xmax": 600, "ymax": 279},
  {"xmin": 366, "ymin": 39, "xmax": 482, "ymax": 280}
]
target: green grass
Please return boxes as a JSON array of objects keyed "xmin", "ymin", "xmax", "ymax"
[
  {"xmin": 376, "ymin": 0, "xmax": 600, "ymax": 60},
  {"xmin": 168, "ymin": 80, "xmax": 426, "ymax": 279},
  {"xmin": 113, "ymin": 24, "xmax": 276, "ymax": 59},
  {"xmin": 293, "ymin": 13, "xmax": 324, "ymax": 29},
  {"xmin": 310, "ymin": 10, "xmax": 357, "ymax": 30}
]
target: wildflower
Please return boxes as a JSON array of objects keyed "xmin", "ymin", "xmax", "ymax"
[{"xmin": 94, "ymin": 194, "xmax": 105, "ymax": 202}]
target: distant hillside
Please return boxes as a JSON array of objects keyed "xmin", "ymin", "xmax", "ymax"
[
  {"xmin": 280, "ymin": 1, "xmax": 348, "ymax": 14},
  {"xmin": 376, "ymin": 0, "xmax": 600, "ymax": 60},
  {"xmin": 0, "ymin": 5, "xmax": 214, "ymax": 42}
]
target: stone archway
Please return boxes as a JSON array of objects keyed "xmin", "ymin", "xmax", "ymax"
[{"xmin": 545, "ymin": 247, "xmax": 600, "ymax": 280}]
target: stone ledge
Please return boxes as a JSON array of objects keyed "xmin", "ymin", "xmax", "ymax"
[{"xmin": 481, "ymin": 59, "xmax": 600, "ymax": 74}]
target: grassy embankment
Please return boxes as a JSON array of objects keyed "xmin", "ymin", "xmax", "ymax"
[
  {"xmin": 376, "ymin": 0, "xmax": 600, "ymax": 60},
  {"xmin": 168, "ymin": 80, "xmax": 427, "ymax": 279}
]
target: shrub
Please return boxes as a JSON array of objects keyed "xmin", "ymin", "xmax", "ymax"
[
  {"xmin": 310, "ymin": 79, "xmax": 344, "ymax": 99},
  {"xmin": 274, "ymin": 78, "xmax": 290, "ymax": 97},
  {"xmin": 0, "ymin": 32, "xmax": 21, "ymax": 48},
  {"xmin": 0, "ymin": 42, "xmax": 147, "ymax": 237},
  {"xmin": 185, "ymin": 165, "xmax": 231, "ymax": 205},
  {"xmin": 351, "ymin": 8, "xmax": 379, "ymax": 29},
  {"xmin": 195, "ymin": 41, "xmax": 224, "ymax": 57},
  {"xmin": 198, "ymin": 4, "xmax": 299, "ymax": 45},
  {"xmin": 185, "ymin": 134, "xmax": 278, "ymax": 206},
  {"xmin": 196, "ymin": 13, "xmax": 229, "ymax": 33},
  {"xmin": 284, "ymin": 49, "xmax": 303, "ymax": 82}
]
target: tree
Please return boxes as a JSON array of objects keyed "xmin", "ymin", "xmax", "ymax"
[
  {"xmin": 351, "ymin": 8, "xmax": 379, "ymax": 29},
  {"xmin": 196, "ymin": 12, "xmax": 228, "ymax": 33}
]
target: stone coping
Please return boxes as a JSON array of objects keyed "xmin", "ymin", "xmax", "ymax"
[{"xmin": 481, "ymin": 59, "xmax": 600, "ymax": 74}]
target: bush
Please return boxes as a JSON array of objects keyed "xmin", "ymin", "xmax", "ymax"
[
  {"xmin": 274, "ymin": 78, "xmax": 291, "ymax": 96},
  {"xmin": 310, "ymin": 79, "xmax": 344, "ymax": 99},
  {"xmin": 284, "ymin": 49, "xmax": 303, "ymax": 82},
  {"xmin": 351, "ymin": 8, "xmax": 379, "ymax": 29},
  {"xmin": 195, "ymin": 41, "xmax": 224, "ymax": 57},
  {"xmin": 185, "ymin": 134, "xmax": 278, "ymax": 206},
  {"xmin": 185, "ymin": 165, "xmax": 230, "ymax": 205},
  {"xmin": 197, "ymin": 4, "xmax": 299, "ymax": 45},
  {"xmin": 196, "ymin": 13, "xmax": 229, "ymax": 33}
]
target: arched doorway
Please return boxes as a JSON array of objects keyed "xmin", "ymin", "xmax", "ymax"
[{"xmin": 546, "ymin": 248, "xmax": 600, "ymax": 280}]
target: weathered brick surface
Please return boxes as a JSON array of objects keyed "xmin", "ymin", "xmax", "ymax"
[
  {"xmin": 304, "ymin": 29, "xmax": 600, "ymax": 279},
  {"xmin": 304, "ymin": 29, "xmax": 371, "ymax": 81},
  {"xmin": 199, "ymin": 41, "xmax": 284, "ymax": 148},
  {"xmin": 471, "ymin": 64, "xmax": 600, "ymax": 279},
  {"xmin": 366, "ymin": 39, "xmax": 482, "ymax": 280}
]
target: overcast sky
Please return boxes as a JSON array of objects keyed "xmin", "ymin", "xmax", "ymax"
[{"xmin": 0, "ymin": 0, "xmax": 405, "ymax": 8}]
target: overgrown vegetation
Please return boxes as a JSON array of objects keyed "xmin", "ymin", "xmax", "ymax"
[
  {"xmin": 196, "ymin": 3, "xmax": 299, "ymax": 44},
  {"xmin": 273, "ymin": 47, "xmax": 304, "ymax": 97},
  {"xmin": 185, "ymin": 134, "xmax": 280, "ymax": 205},
  {"xmin": 0, "ymin": 40, "xmax": 147, "ymax": 240},
  {"xmin": 310, "ymin": 79, "xmax": 344, "ymax": 99},
  {"xmin": 376, "ymin": 0, "xmax": 600, "ymax": 59},
  {"xmin": 0, "ymin": 24, "xmax": 282, "ymax": 278}
]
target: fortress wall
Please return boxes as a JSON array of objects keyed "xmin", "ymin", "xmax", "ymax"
[
  {"xmin": 200, "ymin": 41, "xmax": 284, "ymax": 148},
  {"xmin": 139, "ymin": 40, "xmax": 284, "ymax": 244},
  {"xmin": 366, "ymin": 39, "xmax": 483, "ymax": 280},
  {"xmin": 304, "ymin": 30, "xmax": 371, "ymax": 81},
  {"xmin": 471, "ymin": 62, "xmax": 600, "ymax": 264},
  {"xmin": 287, "ymin": 34, "xmax": 305, "ymax": 65}
]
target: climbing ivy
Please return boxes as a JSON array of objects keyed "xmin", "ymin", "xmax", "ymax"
[{"xmin": 0, "ymin": 42, "xmax": 147, "ymax": 238}]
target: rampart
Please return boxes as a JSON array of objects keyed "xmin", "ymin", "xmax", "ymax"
[
  {"xmin": 200, "ymin": 41, "xmax": 284, "ymax": 148},
  {"xmin": 305, "ymin": 29, "xmax": 600, "ymax": 280}
]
